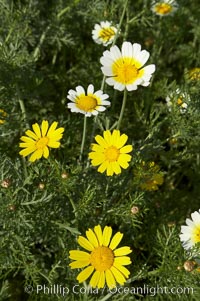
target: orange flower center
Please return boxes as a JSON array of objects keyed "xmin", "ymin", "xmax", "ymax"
[
  {"xmin": 105, "ymin": 146, "xmax": 120, "ymax": 162},
  {"xmin": 76, "ymin": 95, "xmax": 97, "ymax": 112},
  {"xmin": 36, "ymin": 137, "xmax": 49, "ymax": 149},
  {"xmin": 155, "ymin": 3, "xmax": 172, "ymax": 15},
  {"xmin": 99, "ymin": 27, "xmax": 115, "ymax": 42},
  {"xmin": 90, "ymin": 246, "xmax": 114, "ymax": 272}
]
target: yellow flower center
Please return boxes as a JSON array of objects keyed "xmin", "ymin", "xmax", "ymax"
[
  {"xmin": 192, "ymin": 225, "xmax": 200, "ymax": 244},
  {"xmin": 112, "ymin": 57, "xmax": 143, "ymax": 84},
  {"xmin": 90, "ymin": 246, "xmax": 114, "ymax": 272},
  {"xmin": 99, "ymin": 27, "xmax": 115, "ymax": 42},
  {"xmin": 177, "ymin": 97, "xmax": 183, "ymax": 106},
  {"xmin": 76, "ymin": 95, "xmax": 97, "ymax": 112},
  {"xmin": 155, "ymin": 3, "xmax": 173, "ymax": 15},
  {"xmin": 36, "ymin": 137, "xmax": 49, "ymax": 149},
  {"xmin": 105, "ymin": 146, "xmax": 120, "ymax": 162}
]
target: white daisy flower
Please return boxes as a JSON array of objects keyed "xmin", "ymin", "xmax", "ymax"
[
  {"xmin": 151, "ymin": 0, "xmax": 178, "ymax": 16},
  {"xmin": 100, "ymin": 41, "xmax": 156, "ymax": 91},
  {"xmin": 92, "ymin": 21, "xmax": 118, "ymax": 46},
  {"xmin": 179, "ymin": 209, "xmax": 200, "ymax": 250},
  {"xmin": 166, "ymin": 88, "xmax": 190, "ymax": 113},
  {"xmin": 67, "ymin": 84, "xmax": 110, "ymax": 117}
]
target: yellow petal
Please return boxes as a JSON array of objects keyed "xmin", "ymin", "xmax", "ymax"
[
  {"xmin": 89, "ymin": 153, "xmax": 105, "ymax": 166},
  {"xmin": 48, "ymin": 127, "xmax": 64, "ymax": 138},
  {"xmin": 69, "ymin": 250, "xmax": 90, "ymax": 261},
  {"xmin": 111, "ymin": 130, "xmax": 120, "ymax": 145},
  {"xmin": 98, "ymin": 272, "xmax": 105, "ymax": 288},
  {"xmin": 41, "ymin": 120, "xmax": 49, "ymax": 137},
  {"xmin": 43, "ymin": 146, "xmax": 49, "ymax": 158},
  {"xmin": 120, "ymin": 145, "xmax": 133, "ymax": 154},
  {"xmin": 47, "ymin": 140, "xmax": 60, "ymax": 148},
  {"xmin": 95, "ymin": 135, "xmax": 108, "ymax": 148},
  {"xmin": 111, "ymin": 161, "xmax": 121, "ymax": 175},
  {"xmin": 91, "ymin": 144, "xmax": 105, "ymax": 152},
  {"xmin": 19, "ymin": 147, "xmax": 35, "ymax": 157},
  {"xmin": 94, "ymin": 225, "xmax": 103, "ymax": 246},
  {"xmin": 77, "ymin": 266, "xmax": 94, "ymax": 283},
  {"xmin": 109, "ymin": 232, "xmax": 123, "ymax": 250},
  {"xmin": 103, "ymin": 130, "xmax": 112, "ymax": 145},
  {"xmin": 24, "ymin": 130, "xmax": 37, "ymax": 140},
  {"xmin": 69, "ymin": 260, "xmax": 90, "ymax": 269},
  {"xmin": 118, "ymin": 154, "xmax": 131, "ymax": 169},
  {"xmin": 89, "ymin": 271, "xmax": 101, "ymax": 288},
  {"xmin": 32, "ymin": 123, "xmax": 41, "ymax": 138},
  {"xmin": 21, "ymin": 134, "xmax": 36, "ymax": 142},
  {"xmin": 113, "ymin": 263, "xmax": 130, "ymax": 278},
  {"xmin": 19, "ymin": 142, "xmax": 35, "ymax": 148},
  {"xmin": 110, "ymin": 266, "xmax": 126, "ymax": 285},
  {"xmin": 114, "ymin": 246, "xmax": 132, "ymax": 256},
  {"xmin": 114, "ymin": 256, "xmax": 132, "ymax": 266},
  {"xmin": 78, "ymin": 236, "xmax": 94, "ymax": 251},
  {"xmin": 86, "ymin": 229, "xmax": 99, "ymax": 248},
  {"xmin": 102, "ymin": 226, "xmax": 112, "ymax": 247},
  {"xmin": 47, "ymin": 122, "xmax": 58, "ymax": 136},
  {"xmin": 106, "ymin": 163, "xmax": 113, "ymax": 176},
  {"xmin": 97, "ymin": 161, "xmax": 109, "ymax": 173},
  {"xmin": 29, "ymin": 149, "xmax": 43, "ymax": 162},
  {"xmin": 105, "ymin": 269, "xmax": 116, "ymax": 289},
  {"xmin": 116, "ymin": 134, "xmax": 128, "ymax": 148}
]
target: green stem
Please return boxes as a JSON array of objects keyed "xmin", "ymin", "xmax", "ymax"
[
  {"xmin": 117, "ymin": 88, "xmax": 128, "ymax": 130},
  {"xmin": 111, "ymin": 0, "xmax": 129, "ymax": 46},
  {"xmin": 18, "ymin": 99, "xmax": 27, "ymax": 124},
  {"xmin": 79, "ymin": 116, "xmax": 87, "ymax": 161}
]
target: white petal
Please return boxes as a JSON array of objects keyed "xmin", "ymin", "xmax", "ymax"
[
  {"xmin": 110, "ymin": 45, "xmax": 122, "ymax": 60},
  {"xmin": 132, "ymin": 43, "xmax": 142, "ymax": 57},
  {"xmin": 142, "ymin": 64, "xmax": 156, "ymax": 75},
  {"xmin": 114, "ymin": 82, "xmax": 125, "ymax": 91},
  {"xmin": 122, "ymin": 41, "xmax": 133, "ymax": 58},
  {"xmin": 136, "ymin": 50, "xmax": 150, "ymax": 66},
  {"xmin": 87, "ymin": 84, "xmax": 94, "ymax": 94},
  {"xmin": 126, "ymin": 83, "xmax": 138, "ymax": 91},
  {"xmin": 76, "ymin": 86, "xmax": 85, "ymax": 95},
  {"xmin": 100, "ymin": 56, "xmax": 114, "ymax": 67},
  {"xmin": 106, "ymin": 77, "xmax": 115, "ymax": 86},
  {"xmin": 101, "ymin": 66, "xmax": 113, "ymax": 76}
]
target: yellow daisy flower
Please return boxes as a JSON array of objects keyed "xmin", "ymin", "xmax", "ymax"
[
  {"xmin": 69, "ymin": 225, "xmax": 132, "ymax": 289},
  {"xmin": 151, "ymin": 0, "xmax": 178, "ymax": 16},
  {"xmin": 100, "ymin": 41, "xmax": 155, "ymax": 91},
  {"xmin": 92, "ymin": 21, "xmax": 118, "ymax": 46},
  {"xmin": 19, "ymin": 120, "xmax": 64, "ymax": 162},
  {"xmin": 89, "ymin": 130, "xmax": 133, "ymax": 176},
  {"xmin": 0, "ymin": 109, "xmax": 7, "ymax": 124}
]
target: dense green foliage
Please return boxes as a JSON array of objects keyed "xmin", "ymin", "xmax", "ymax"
[{"xmin": 1, "ymin": 0, "xmax": 200, "ymax": 300}]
